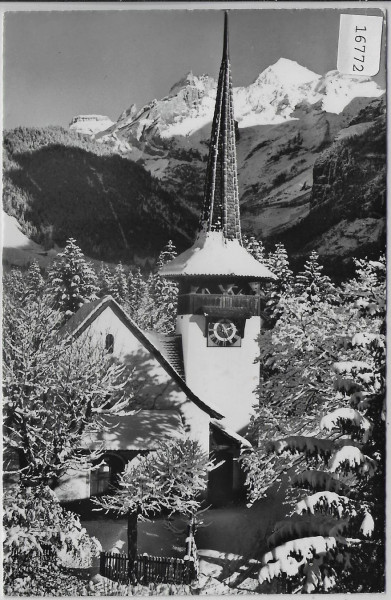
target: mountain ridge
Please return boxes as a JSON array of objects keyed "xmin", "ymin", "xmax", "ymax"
[
  {"xmin": 2, "ymin": 60, "xmax": 385, "ymax": 276},
  {"xmin": 72, "ymin": 58, "xmax": 383, "ymax": 142}
]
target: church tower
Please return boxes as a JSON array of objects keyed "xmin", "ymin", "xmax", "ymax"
[{"xmin": 160, "ymin": 13, "xmax": 276, "ymax": 436}]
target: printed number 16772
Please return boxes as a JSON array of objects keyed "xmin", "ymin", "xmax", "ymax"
[{"xmin": 353, "ymin": 26, "xmax": 367, "ymax": 72}]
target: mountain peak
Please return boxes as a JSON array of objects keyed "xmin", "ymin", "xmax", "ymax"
[
  {"xmin": 258, "ymin": 58, "xmax": 321, "ymax": 86},
  {"xmin": 168, "ymin": 72, "xmax": 215, "ymax": 97},
  {"xmin": 69, "ymin": 115, "xmax": 115, "ymax": 136}
]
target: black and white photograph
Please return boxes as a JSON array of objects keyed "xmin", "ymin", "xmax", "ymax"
[{"xmin": 2, "ymin": 4, "xmax": 387, "ymax": 596}]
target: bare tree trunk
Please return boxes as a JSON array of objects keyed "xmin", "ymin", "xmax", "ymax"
[{"xmin": 127, "ymin": 510, "xmax": 138, "ymax": 568}]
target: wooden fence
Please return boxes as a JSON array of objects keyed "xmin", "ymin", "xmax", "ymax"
[
  {"xmin": 100, "ymin": 519, "xmax": 199, "ymax": 585},
  {"xmin": 10, "ymin": 544, "xmax": 58, "ymax": 575},
  {"xmin": 100, "ymin": 552, "xmax": 196, "ymax": 585}
]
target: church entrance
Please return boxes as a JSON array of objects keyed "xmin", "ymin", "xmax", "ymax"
[{"xmin": 208, "ymin": 449, "xmax": 234, "ymax": 507}]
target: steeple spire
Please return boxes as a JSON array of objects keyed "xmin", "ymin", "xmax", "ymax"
[
  {"xmin": 159, "ymin": 12, "xmax": 277, "ymax": 282},
  {"xmin": 199, "ymin": 11, "xmax": 241, "ymax": 243}
]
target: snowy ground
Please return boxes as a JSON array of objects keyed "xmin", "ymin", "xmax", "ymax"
[
  {"xmin": 82, "ymin": 485, "xmax": 287, "ymax": 592},
  {"xmin": 2, "ymin": 211, "xmax": 60, "ymax": 268},
  {"xmin": 83, "ymin": 516, "xmax": 186, "ymax": 558}
]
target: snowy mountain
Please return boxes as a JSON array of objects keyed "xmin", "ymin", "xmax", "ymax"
[
  {"xmin": 4, "ymin": 60, "xmax": 384, "ymax": 274},
  {"xmin": 63, "ymin": 59, "xmax": 385, "ymax": 273},
  {"xmin": 70, "ymin": 115, "xmax": 115, "ymax": 136},
  {"xmin": 76, "ymin": 59, "xmax": 383, "ymax": 142}
]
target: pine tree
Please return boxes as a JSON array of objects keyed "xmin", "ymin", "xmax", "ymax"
[
  {"xmin": 267, "ymin": 243, "xmax": 293, "ymax": 294},
  {"xmin": 242, "ymin": 256, "xmax": 385, "ymax": 593},
  {"xmin": 295, "ymin": 250, "xmax": 336, "ymax": 303},
  {"xmin": 156, "ymin": 239, "xmax": 177, "ymax": 269},
  {"xmin": 128, "ymin": 267, "xmax": 150, "ymax": 325},
  {"xmin": 26, "ymin": 260, "xmax": 45, "ymax": 298},
  {"xmin": 149, "ymin": 241, "xmax": 179, "ymax": 333},
  {"xmin": 263, "ymin": 243, "xmax": 294, "ymax": 323},
  {"xmin": 47, "ymin": 238, "xmax": 99, "ymax": 321},
  {"xmin": 97, "ymin": 262, "xmax": 114, "ymax": 297},
  {"xmin": 257, "ymin": 331, "xmax": 385, "ymax": 593},
  {"xmin": 244, "ymin": 236, "xmax": 267, "ymax": 263},
  {"xmin": 3, "ymin": 268, "xmax": 28, "ymax": 307},
  {"xmin": 111, "ymin": 262, "xmax": 129, "ymax": 307},
  {"xmin": 342, "ymin": 255, "xmax": 386, "ymax": 326}
]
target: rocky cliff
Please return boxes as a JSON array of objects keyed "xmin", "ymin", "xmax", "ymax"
[{"xmin": 274, "ymin": 97, "xmax": 386, "ymax": 276}]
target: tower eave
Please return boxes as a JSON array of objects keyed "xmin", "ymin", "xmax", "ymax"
[{"xmin": 159, "ymin": 231, "xmax": 277, "ymax": 281}]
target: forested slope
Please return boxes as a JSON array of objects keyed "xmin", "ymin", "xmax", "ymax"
[{"xmin": 3, "ymin": 127, "xmax": 198, "ymax": 264}]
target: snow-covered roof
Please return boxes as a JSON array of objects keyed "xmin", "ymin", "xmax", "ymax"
[
  {"xmin": 59, "ymin": 296, "xmax": 223, "ymax": 420},
  {"xmin": 160, "ymin": 231, "xmax": 277, "ymax": 280},
  {"xmin": 82, "ymin": 410, "xmax": 184, "ymax": 451},
  {"xmin": 59, "ymin": 297, "xmax": 104, "ymax": 340},
  {"xmin": 211, "ymin": 419, "xmax": 252, "ymax": 449}
]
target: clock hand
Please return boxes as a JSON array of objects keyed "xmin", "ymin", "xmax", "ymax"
[{"xmin": 221, "ymin": 324, "xmax": 230, "ymax": 337}]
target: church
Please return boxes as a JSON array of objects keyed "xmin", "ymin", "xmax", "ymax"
[{"xmin": 55, "ymin": 13, "xmax": 277, "ymax": 507}]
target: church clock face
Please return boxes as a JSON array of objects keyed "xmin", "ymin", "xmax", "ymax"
[{"xmin": 207, "ymin": 318, "xmax": 241, "ymax": 347}]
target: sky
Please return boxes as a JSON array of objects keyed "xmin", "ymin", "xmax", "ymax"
[{"xmin": 4, "ymin": 7, "xmax": 386, "ymax": 130}]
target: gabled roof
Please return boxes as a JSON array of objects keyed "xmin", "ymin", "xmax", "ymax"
[
  {"xmin": 59, "ymin": 296, "xmax": 223, "ymax": 420},
  {"xmin": 59, "ymin": 297, "xmax": 104, "ymax": 339}
]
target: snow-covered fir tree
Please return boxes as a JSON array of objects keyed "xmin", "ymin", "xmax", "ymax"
[
  {"xmin": 243, "ymin": 235, "xmax": 267, "ymax": 263},
  {"xmin": 128, "ymin": 267, "xmax": 150, "ymax": 326},
  {"xmin": 241, "ymin": 256, "xmax": 385, "ymax": 593},
  {"xmin": 267, "ymin": 243, "xmax": 293, "ymax": 294},
  {"xmin": 261, "ymin": 242, "xmax": 293, "ymax": 323},
  {"xmin": 295, "ymin": 250, "xmax": 336, "ymax": 303},
  {"xmin": 97, "ymin": 262, "xmax": 114, "ymax": 297},
  {"xmin": 47, "ymin": 238, "xmax": 99, "ymax": 321},
  {"xmin": 156, "ymin": 239, "xmax": 177, "ymax": 268},
  {"xmin": 148, "ymin": 241, "xmax": 178, "ymax": 333},
  {"xmin": 257, "ymin": 327, "xmax": 385, "ymax": 593},
  {"xmin": 26, "ymin": 260, "xmax": 45, "ymax": 298},
  {"xmin": 111, "ymin": 262, "xmax": 129, "ymax": 308},
  {"xmin": 341, "ymin": 255, "xmax": 386, "ymax": 326}
]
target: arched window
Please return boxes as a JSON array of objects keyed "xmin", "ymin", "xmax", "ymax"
[{"xmin": 105, "ymin": 333, "xmax": 114, "ymax": 354}]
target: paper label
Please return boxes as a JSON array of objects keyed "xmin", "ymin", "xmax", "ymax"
[{"xmin": 337, "ymin": 14, "xmax": 383, "ymax": 77}]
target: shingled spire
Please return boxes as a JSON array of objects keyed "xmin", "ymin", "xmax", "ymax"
[
  {"xmin": 160, "ymin": 13, "xmax": 277, "ymax": 281},
  {"xmin": 199, "ymin": 11, "xmax": 241, "ymax": 243}
]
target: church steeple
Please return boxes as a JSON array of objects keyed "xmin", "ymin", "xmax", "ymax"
[
  {"xmin": 200, "ymin": 12, "xmax": 241, "ymax": 242},
  {"xmin": 158, "ymin": 12, "xmax": 278, "ymax": 438},
  {"xmin": 160, "ymin": 12, "xmax": 276, "ymax": 281}
]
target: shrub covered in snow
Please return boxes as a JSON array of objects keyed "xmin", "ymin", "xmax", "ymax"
[{"xmin": 3, "ymin": 484, "xmax": 101, "ymax": 595}]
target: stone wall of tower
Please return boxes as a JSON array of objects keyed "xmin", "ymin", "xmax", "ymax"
[{"xmin": 177, "ymin": 313, "xmax": 262, "ymax": 435}]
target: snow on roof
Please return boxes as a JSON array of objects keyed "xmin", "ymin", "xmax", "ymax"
[
  {"xmin": 82, "ymin": 410, "xmax": 184, "ymax": 451},
  {"xmin": 160, "ymin": 231, "xmax": 278, "ymax": 280},
  {"xmin": 59, "ymin": 296, "xmax": 223, "ymax": 420},
  {"xmin": 59, "ymin": 297, "xmax": 105, "ymax": 340},
  {"xmin": 210, "ymin": 419, "xmax": 252, "ymax": 449}
]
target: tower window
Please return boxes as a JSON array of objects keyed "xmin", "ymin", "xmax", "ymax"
[{"xmin": 105, "ymin": 333, "xmax": 114, "ymax": 354}]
